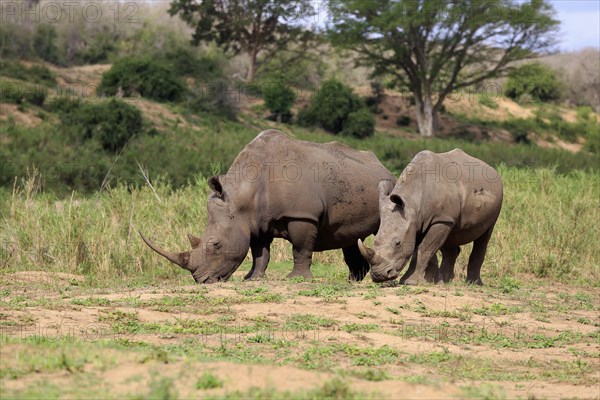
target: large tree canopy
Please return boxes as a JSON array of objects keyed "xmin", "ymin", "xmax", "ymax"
[
  {"xmin": 328, "ymin": 0, "xmax": 560, "ymax": 136},
  {"xmin": 169, "ymin": 0, "xmax": 315, "ymax": 82}
]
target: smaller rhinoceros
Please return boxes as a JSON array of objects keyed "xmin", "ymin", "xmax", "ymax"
[
  {"xmin": 140, "ymin": 130, "xmax": 395, "ymax": 283},
  {"xmin": 358, "ymin": 149, "xmax": 503, "ymax": 285}
]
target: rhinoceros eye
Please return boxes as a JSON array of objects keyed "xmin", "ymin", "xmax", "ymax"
[
  {"xmin": 212, "ymin": 241, "xmax": 222, "ymax": 250},
  {"xmin": 394, "ymin": 239, "xmax": 401, "ymax": 247}
]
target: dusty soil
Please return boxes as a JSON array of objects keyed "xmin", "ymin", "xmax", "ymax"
[{"xmin": 0, "ymin": 270, "xmax": 598, "ymax": 399}]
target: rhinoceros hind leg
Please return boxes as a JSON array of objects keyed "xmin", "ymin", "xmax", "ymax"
[
  {"xmin": 343, "ymin": 244, "xmax": 370, "ymax": 282},
  {"xmin": 466, "ymin": 225, "xmax": 494, "ymax": 285},
  {"xmin": 440, "ymin": 247, "xmax": 460, "ymax": 283},
  {"xmin": 245, "ymin": 238, "xmax": 272, "ymax": 280},
  {"xmin": 286, "ymin": 220, "xmax": 317, "ymax": 280}
]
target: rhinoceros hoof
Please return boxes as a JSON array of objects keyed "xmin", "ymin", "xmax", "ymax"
[
  {"xmin": 287, "ymin": 270, "xmax": 313, "ymax": 280},
  {"xmin": 244, "ymin": 272, "xmax": 267, "ymax": 281},
  {"xmin": 402, "ymin": 277, "xmax": 427, "ymax": 286},
  {"xmin": 466, "ymin": 277, "xmax": 484, "ymax": 286}
]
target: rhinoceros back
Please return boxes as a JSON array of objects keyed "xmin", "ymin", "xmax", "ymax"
[{"xmin": 221, "ymin": 130, "xmax": 394, "ymax": 249}]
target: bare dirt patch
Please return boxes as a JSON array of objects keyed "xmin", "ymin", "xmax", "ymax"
[{"xmin": 1, "ymin": 273, "xmax": 598, "ymax": 399}]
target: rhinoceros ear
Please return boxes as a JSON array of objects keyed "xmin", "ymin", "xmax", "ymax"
[
  {"xmin": 378, "ymin": 180, "xmax": 394, "ymax": 203},
  {"xmin": 209, "ymin": 176, "xmax": 226, "ymax": 200},
  {"xmin": 187, "ymin": 233, "xmax": 202, "ymax": 249},
  {"xmin": 390, "ymin": 194, "xmax": 404, "ymax": 209}
]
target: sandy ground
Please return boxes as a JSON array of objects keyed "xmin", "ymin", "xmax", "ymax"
[{"xmin": 0, "ymin": 271, "xmax": 598, "ymax": 399}]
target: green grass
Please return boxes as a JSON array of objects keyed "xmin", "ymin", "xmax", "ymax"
[
  {"xmin": 2, "ymin": 163, "xmax": 597, "ymax": 288},
  {"xmin": 195, "ymin": 372, "xmax": 224, "ymax": 390}
]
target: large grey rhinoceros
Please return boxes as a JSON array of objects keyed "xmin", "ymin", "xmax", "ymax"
[
  {"xmin": 140, "ymin": 130, "xmax": 396, "ymax": 283},
  {"xmin": 358, "ymin": 149, "xmax": 503, "ymax": 285}
]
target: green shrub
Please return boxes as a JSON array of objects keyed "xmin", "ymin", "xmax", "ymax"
[
  {"xmin": 308, "ymin": 80, "xmax": 364, "ymax": 133},
  {"xmin": 505, "ymin": 63, "xmax": 563, "ymax": 103},
  {"xmin": 187, "ymin": 79, "xmax": 238, "ymax": 120},
  {"xmin": 0, "ymin": 80, "xmax": 47, "ymax": 106},
  {"xmin": 396, "ymin": 115, "xmax": 411, "ymax": 126},
  {"xmin": 263, "ymin": 82, "xmax": 296, "ymax": 122},
  {"xmin": 33, "ymin": 24, "xmax": 60, "ymax": 64},
  {"xmin": 0, "ymin": 81, "xmax": 21, "ymax": 103},
  {"xmin": 98, "ymin": 57, "xmax": 185, "ymax": 102},
  {"xmin": 195, "ymin": 372, "xmax": 223, "ymax": 389},
  {"xmin": 0, "ymin": 61, "xmax": 56, "ymax": 86},
  {"xmin": 51, "ymin": 98, "xmax": 143, "ymax": 152},
  {"xmin": 296, "ymin": 107, "xmax": 318, "ymax": 127},
  {"xmin": 165, "ymin": 47, "xmax": 225, "ymax": 79},
  {"xmin": 256, "ymin": 49, "xmax": 328, "ymax": 90},
  {"xmin": 478, "ymin": 94, "xmax": 499, "ymax": 109},
  {"xmin": 340, "ymin": 108, "xmax": 375, "ymax": 138},
  {"xmin": 78, "ymin": 30, "xmax": 119, "ymax": 64}
]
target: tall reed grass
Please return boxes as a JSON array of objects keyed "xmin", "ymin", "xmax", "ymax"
[{"xmin": 1, "ymin": 166, "xmax": 598, "ymax": 286}]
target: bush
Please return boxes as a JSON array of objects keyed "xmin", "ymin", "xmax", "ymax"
[
  {"xmin": 505, "ymin": 63, "xmax": 563, "ymax": 103},
  {"xmin": 0, "ymin": 61, "xmax": 56, "ymax": 86},
  {"xmin": 33, "ymin": 24, "xmax": 60, "ymax": 64},
  {"xmin": 256, "ymin": 49, "xmax": 328, "ymax": 90},
  {"xmin": 165, "ymin": 47, "xmax": 226, "ymax": 79},
  {"xmin": 303, "ymin": 80, "xmax": 364, "ymax": 133},
  {"xmin": 187, "ymin": 79, "xmax": 238, "ymax": 120},
  {"xmin": 51, "ymin": 98, "xmax": 143, "ymax": 152},
  {"xmin": 478, "ymin": 94, "xmax": 499, "ymax": 109},
  {"xmin": 0, "ymin": 80, "xmax": 47, "ymax": 106},
  {"xmin": 396, "ymin": 115, "xmax": 411, "ymax": 126},
  {"xmin": 263, "ymin": 82, "xmax": 296, "ymax": 122},
  {"xmin": 340, "ymin": 108, "xmax": 375, "ymax": 138},
  {"xmin": 78, "ymin": 29, "xmax": 119, "ymax": 64},
  {"xmin": 98, "ymin": 57, "xmax": 185, "ymax": 102},
  {"xmin": 296, "ymin": 107, "xmax": 318, "ymax": 127}
]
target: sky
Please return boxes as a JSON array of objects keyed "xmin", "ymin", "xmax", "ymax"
[{"xmin": 550, "ymin": 0, "xmax": 600, "ymax": 50}]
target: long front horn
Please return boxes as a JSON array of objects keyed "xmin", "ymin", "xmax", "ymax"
[
  {"xmin": 139, "ymin": 231, "xmax": 192, "ymax": 271},
  {"xmin": 358, "ymin": 239, "xmax": 375, "ymax": 264}
]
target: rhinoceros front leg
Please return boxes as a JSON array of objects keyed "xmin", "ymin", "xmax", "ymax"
[
  {"xmin": 403, "ymin": 223, "xmax": 452, "ymax": 285},
  {"xmin": 343, "ymin": 244, "xmax": 370, "ymax": 282},
  {"xmin": 401, "ymin": 250, "xmax": 439, "ymax": 284},
  {"xmin": 286, "ymin": 220, "xmax": 317, "ymax": 280},
  {"xmin": 245, "ymin": 238, "xmax": 272, "ymax": 280}
]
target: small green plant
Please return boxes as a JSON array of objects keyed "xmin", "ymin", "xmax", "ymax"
[
  {"xmin": 356, "ymin": 369, "xmax": 390, "ymax": 381},
  {"xmin": 498, "ymin": 276, "xmax": 520, "ymax": 294},
  {"xmin": 478, "ymin": 94, "xmax": 499, "ymax": 109},
  {"xmin": 195, "ymin": 372, "xmax": 224, "ymax": 390},
  {"xmin": 146, "ymin": 377, "xmax": 178, "ymax": 400}
]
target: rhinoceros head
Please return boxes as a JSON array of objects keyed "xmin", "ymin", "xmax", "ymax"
[
  {"xmin": 140, "ymin": 176, "xmax": 251, "ymax": 283},
  {"xmin": 358, "ymin": 180, "xmax": 417, "ymax": 282}
]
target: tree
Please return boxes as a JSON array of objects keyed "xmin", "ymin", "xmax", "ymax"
[
  {"xmin": 328, "ymin": 0, "xmax": 560, "ymax": 136},
  {"xmin": 169, "ymin": 0, "xmax": 316, "ymax": 82}
]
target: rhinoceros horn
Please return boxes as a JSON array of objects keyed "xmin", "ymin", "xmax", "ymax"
[
  {"xmin": 139, "ymin": 231, "xmax": 192, "ymax": 271},
  {"xmin": 357, "ymin": 239, "xmax": 375, "ymax": 264}
]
